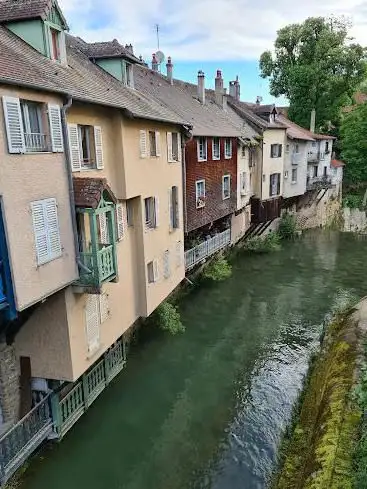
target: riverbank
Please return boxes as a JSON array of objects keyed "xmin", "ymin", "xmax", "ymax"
[{"xmin": 274, "ymin": 295, "xmax": 367, "ymax": 489}]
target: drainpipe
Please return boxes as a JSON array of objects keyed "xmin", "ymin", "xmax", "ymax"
[
  {"xmin": 60, "ymin": 96, "xmax": 80, "ymax": 270},
  {"xmin": 182, "ymin": 135, "xmax": 187, "ymax": 234}
]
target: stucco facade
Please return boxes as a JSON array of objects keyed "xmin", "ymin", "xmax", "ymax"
[
  {"xmin": 283, "ymin": 138, "xmax": 308, "ymax": 198},
  {"xmin": 0, "ymin": 85, "xmax": 77, "ymax": 311},
  {"xmin": 15, "ymin": 102, "xmax": 185, "ymax": 381},
  {"xmin": 261, "ymin": 128, "xmax": 287, "ymax": 201},
  {"xmin": 307, "ymin": 139, "xmax": 334, "ymax": 180}
]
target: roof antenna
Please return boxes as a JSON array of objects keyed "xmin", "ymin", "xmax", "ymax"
[{"xmin": 155, "ymin": 24, "xmax": 160, "ymax": 50}]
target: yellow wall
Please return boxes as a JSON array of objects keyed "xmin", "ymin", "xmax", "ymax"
[
  {"xmin": 261, "ymin": 129, "xmax": 287, "ymax": 200},
  {"xmin": 0, "ymin": 86, "xmax": 77, "ymax": 311}
]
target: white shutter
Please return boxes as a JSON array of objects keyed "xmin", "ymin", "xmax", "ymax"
[
  {"xmin": 139, "ymin": 130, "xmax": 147, "ymax": 158},
  {"xmin": 116, "ymin": 203, "xmax": 124, "ymax": 240},
  {"xmin": 153, "ymin": 258, "xmax": 159, "ymax": 282},
  {"xmin": 176, "ymin": 241, "xmax": 183, "ymax": 268},
  {"xmin": 98, "ymin": 212, "xmax": 109, "ymax": 244},
  {"xmin": 168, "ymin": 189, "xmax": 173, "ymax": 231},
  {"xmin": 94, "ymin": 126, "xmax": 104, "ymax": 169},
  {"xmin": 45, "ymin": 198, "xmax": 61, "ymax": 259},
  {"xmin": 31, "ymin": 201, "xmax": 49, "ymax": 265},
  {"xmin": 154, "ymin": 196, "xmax": 159, "ymax": 227},
  {"xmin": 48, "ymin": 104, "xmax": 64, "ymax": 152},
  {"xmin": 167, "ymin": 132, "xmax": 173, "ymax": 162},
  {"xmin": 177, "ymin": 133, "xmax": 182, "ymax": 162},
  {"xmin": 99, "ymin": 292, "xmax": 110, "ymax": 323},
  {"xmin": 163, "ymin": 250, "xmax": 170, "ymax": 278},
  {"xmin": 155, "ymin": 131, "xmax": 161, "ymax": 156},
  {"xmin": 67, "ymin": 124, "xmax": 81, "ymax": 171},
  {"xmin": 85, "ymin": 295, "xmax": 100, "ymax": 353},
  {"xmin": 2, "ymin": 96, "xmax": 25, "ymax": 154},
  {"xmin": 58, "ymin": 30, "xmax": 67, "ymax": 64}
]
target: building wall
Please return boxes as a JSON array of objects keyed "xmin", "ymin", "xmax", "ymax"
[
  {"xmin": 283, "ymin": 138, "xmax": 308, "ymax": 198},
  {"xmin": 6, "ymin": 20, "xmax": 47, "ymax": 56},
  {"xmin": 307, "ymin": 140, "xmax": 334, "ymax": 179},
  {"xmin": 0, "ymin": 86, "xmax": 77, "ymax": 311},
  {"xmin": 15, "ymin": 108, "xmax": 185, "ymax": 382},
  {"xmin": 236, "ymin": 146, "xmax": 254, "ymax": 210},
  {"xmin": 231, "ymin": 205, "xmax": 251, "ymax": 244},
  {"xmin": 185, "ymin": 137, "xmax": 237, "ymax": 233},
  {"xmin": 261, "ymin": 128, "xmax": 286, "ymax": 200}
]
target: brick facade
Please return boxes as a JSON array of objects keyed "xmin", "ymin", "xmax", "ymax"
[{"xmin": 185, "ymin": 136, "xmax": 237, "ymax": 233}]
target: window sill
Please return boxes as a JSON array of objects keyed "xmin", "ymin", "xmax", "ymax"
[
  {"xmin": 224, "ymin": 155, "xmax": 232, "ymax": 160},
  {"xmin": 291, "ymin": 181, "xmax": 297, "ymax": 185},
  {"xmin": 222, "ymin": 196, "xmax": 230, "ymax": 200},
  {"xmin": 24, "ymin": 151, "xmax": 53, "ymax": 155},
  {"xmin": 198, "ymin": 159, "xmax": 207, "ymax": 162},
  {"xmin": 36, "ymin": 253, "xmax": 63, "ymax": 267},
  {"xmin": 212, "ymin": 156, "xmax": 220, "ymax": 161},
  {"xmin": 196, "ymin": 205, "xmax": 205, "ymax": 209}
]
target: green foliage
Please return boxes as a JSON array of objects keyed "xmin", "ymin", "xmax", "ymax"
[
  {"xmin": 353, "ymin": 345, "xmax": 367, "ymax": 489},
  {"xmin": 260, "ymin": 16, "xmax": 367, "ymax": 130},
  {"xmin": 243, "ymin": 232, "xmax": 281, "ymax": 253},
  {"xmin": 153, "ymin": 302, "xmax": 185, "ymax": 335},
  {"xmin": 203, "ymin": 256, "xmax": 232, "ymax": 282},
  {"xmin": 278, "ymin": 213, "xmax": 297, "ymax": 240},
  {"xmin": 340, "ymin": 102, "xmax": 367, "ymax": 183},
  {"xmin": 342, "ymin": 193, "xmax": 365, "ymax": 209}
]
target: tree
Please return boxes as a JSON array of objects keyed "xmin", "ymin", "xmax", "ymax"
[
  {"xmin": 340, "ymin": 102, "xmax": 367, "ymax": 183},
  {"xmin": 260, "ymin": 17, "xmax": 367, "ymax": 130}
]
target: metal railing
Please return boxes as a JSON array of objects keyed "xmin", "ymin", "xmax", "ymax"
[
  {"xmin": 306, "ymin": 176, "xmax": 332, "ymax": 191},
  {"xmin": 24, "ymin": 133, "xmax": 48, "ymax": 152},
  {"xmin": 0, "ymin": 394, "xmax": 53, "ymax": 485},
  {"xmin": 307, "ymin": 151, "xmax": 320, "ymax": 163},
  {"xmin": 185, "ymin": 229, "xmax": 231, "ymax": 270}
]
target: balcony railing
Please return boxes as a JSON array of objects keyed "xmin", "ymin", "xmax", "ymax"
[
  {"xmin": 306, "ymin": 176, "xmax": 332, "ymax": 191},
  {"xmin": 307, "ymin": 151, "xmax": 320, "ymax": 163},
  {"xmin": 291, "ymin": 152, "xmax": 302, "ymax": 165},
  {"xmin": 24, "ymin": 133, "xmax": 48, "ymax": 152},
  {"xmin": 185, "ymin": 229, "xmax": 231, "ymax": 270},
  {"xmin": 79, "ymin": 244, "xmax": 116, "ymax": 287}
]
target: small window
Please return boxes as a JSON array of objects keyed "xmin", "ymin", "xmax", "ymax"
[
  {"xmin": 144, "ymin": 197, "xmax": 158, "ymax": 229},
  {"xmin": 291, "ymin": 168, "xmax": 297, "ymax": 183},
  {"xmin": 149, "ymin": 131, "xmax": 157, "ymax": 157},
  {"xmin": 294, "ymin": 143, "xmax": 300, "ymax": 154},
  {"xmin": 224, "ymin": 138, "xmax": 232, "ymax": 159},
  {"xmin": 241, "ymin": 145, "xmax": 246, "ymax": 158},
  {"xmin": 323, "ymin": 166, "xmax": 327, "ymax": 177},
  {"xmin": 314, "ymin": 165, "xmax": 318, "ymax": 177},
  {"xmin": 167, "ymin": 132, "xmax": 180, "ymax": 162},
  {"xmin": 270, "ymin": 144, "xmax": 282, "ymax": 158},
  {"xmin": 285, "ymin": 144, "xmax": 290, "ymax": 153},
  {"xmin": 222, "ymin": 175, "xmax": 231, "ymax": 200},
  {"xmin": 262, "ymin": 174, "xmax": 266, "ymax": 182},
  {"xmin": 126, "ymin": 200, "xmax": 134, "ymax": 226},
  {"xmin": 325, "ymin": 141, "xmax": 330, "ymax": 153},
  {"xmin": 284, "ymin": 171, "xmax": 288, "ymax": 179},
  {"xmin": 50, "ymin": 28, "xmax": 60, "ymax": 61},
  {"xmin": 172, "ymin": 133, "xmax": 179, "ymax": 161},
  {"xmin": 31, "ymin": 198, "xmax": 62, "ymax": 265},
  {"xmin": 147, "ymin": 260, "xmax": 159, "ymax": 283},
  {"xmin": 197, "ymin": 137, "xmax": 207, "ymax": 161},
  {"xmin": 212, "ymin": 137, "xmax": 220, "ymax": 160},
  {"xmin": 196, "ymin": 180, "xmax": 205, "ymax": 208},
  {"xmin": 240, "ymin": 172, "xmax": 247, "ymax": 194},
  {"xmin": 20, "ymin": 100, "xmax": 47, "ymax": 152},
  {"xmin": 269, "ymin": 173, "xmax": 280, "ymax": 196},
  {"xmin": 312, "ymin": 141, "xmax": 317, "ymax": 147},
  {"xmin": 170, "ymin": 186, "xmax": 179, "ymax": 229},
  {"xmin": 68, "ymin": 124, "xmax": 103, "ymax": 171},
  {"xmin": 78, "ymin": 125, "xmax": 95, "ymax": 168}
]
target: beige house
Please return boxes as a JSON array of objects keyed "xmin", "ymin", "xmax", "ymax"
[{"xmin": 0, "ymin": 15, "xmax": 187, "ymax": 383}]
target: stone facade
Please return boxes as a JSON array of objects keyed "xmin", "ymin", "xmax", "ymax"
[{"xmin": 0, "ymin": 342, "xmax": 20, "ymax": 426}]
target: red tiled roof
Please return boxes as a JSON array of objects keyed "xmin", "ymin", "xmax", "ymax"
[
  {"xmin": 0, "ymin": 0, "xmax": 67, "ymax": 27},
  {"xmin": 331, "ymin": 159, "xmax": 345, "ymax": 168},
  {"xmin": 73, "ymin": 177, "xmax": 117, "ymax": 209},
  {"xmin": 277, "ymin": 114, "xmax": 315, "ymax": 141}
]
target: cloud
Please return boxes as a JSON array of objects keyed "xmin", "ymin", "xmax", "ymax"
[{"xmin": 58, "ymin": 0, "xmax": 367, "ymax": 61}]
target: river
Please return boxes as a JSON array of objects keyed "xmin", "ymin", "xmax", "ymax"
[{"xmin": 21, "ymin": 230, "xmax": 367, "ymax": 489}]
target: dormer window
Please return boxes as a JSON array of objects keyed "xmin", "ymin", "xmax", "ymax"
[
  {"xmin": 122, "ymin": 61, "xmax": 134, "ymax": 88},
  {"xmin": 50, "ymin": 28, "xmax": 60, "ymax": 60}
]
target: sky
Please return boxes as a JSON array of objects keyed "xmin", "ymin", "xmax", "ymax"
[{"xmin": 59, "ymin": 0, "xmax": 367, "ymax": 104}]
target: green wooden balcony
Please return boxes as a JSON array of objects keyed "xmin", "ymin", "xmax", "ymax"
[{"xmin": 79, "ymin": 243, "xmax": 116, "ymax": 287}]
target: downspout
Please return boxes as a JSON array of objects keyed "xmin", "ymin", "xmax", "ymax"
[
  {"xmin": 60, "ymin": 96, "xmax": 81, "ymax": 271},
  {"xmin": 182, "ymin": 134, "xmax": 187, "ymax": 234}
]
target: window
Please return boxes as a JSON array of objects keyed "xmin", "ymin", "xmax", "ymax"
[
  {"xmin": 314, "ymin": 165, "xmax": 318, "ymax": 177},
  {"xmin": 294, "ymin": 143, "xmax": 299, "ymax": 154},
  {"xmin": 291, "ymin": 168, "xmax": 297, "ymax": 183},
  {"xmin": 196, "ymin": 180, "xmax": 205, "ymax": 208},
  {"xmin": 323, "ymin": 166, "xmax": 327, "ymax": 177},
  {"xmin": 68, "ymin": 124, "xmax": 103, "ymax": 171},
  {"xmin": 126, "ymin": 200, "xmax": 134, "ymax": 226},
  {"xmin": 262, "ymin": 174, "xmax": 266, "ymax": 182},
  {"xmin": 197, "ymin": 137, "xmax": 207, "ymax": 161},
  {"xmin": 222, "ymin": 175, "xmax": 231, "ymax": 200},
  {"xmin": 20, "ymin": 100, "xmax": 47, "ymax": 152},
  {"xmin": 147, "ymin": 259, "xmax": 159, "ymax": 283},
  {"xmin": 122, "ymin": 62, "xmax": 134, "ymax": 88},
  {"xmin": 269, "ymin": 173, "xmax": 280, "ymax": 196},
  {"xmin": 144, "ymin": 197, "xmax": 158, "ymax": 229},
  {"xmin": 224, "ymin": 138, "xmax": 232, "ymax": 159},
  {"xmin": 241, "ymin": 145, "xmax": 246, "ymax": 158},
  {"xmin": 163, "ymin": 250, "xmax": 170, "ymax": 279},
  {"xmin": 240, "ymin": 172, "xmax": 247, "ymax": 195},
  {"xmin": 169, "ymin": 186, "xmax": 179, "ymax": 229},
  {"xmin": 212, "ymin": 137, "xmax": 220, "ymax": 160},
  {"xmin": 312, "ymin": 142, "xmax": 317, "ymax": 147},
  {"xmin": 167, "ymin": 132, "xmax": 181, "ymax": 162},
  {"xmin": 50, "ymin": 29, "xmax": 61, "ymax": 61},
  {"xmin": 284, "ymin": 171, "xmax": 288, "ymax": 179},
  {"xmin": 31, "ymin": 198, "xmax": 62, "ymax": 265},
  {"xmin": 149, "ymin": 131, "xmax": 157, "ymax": 156},
  {"xmin": 285, "ymin": 144, "xmax": 290, "ymax": 153},
  {"xmin": 270, "ymin": 144, "xmax": 282, "ymax": 158},
  {"xmin": 325, "ymin": 141, "xmax": 330, "ymax": 153}
]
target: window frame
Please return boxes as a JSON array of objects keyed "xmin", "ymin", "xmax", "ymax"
[
  {"xmin": 222, "ymin": 174, "xmax": 231, "ymax": 200},
  {"xmin": 212, "ymin": 137, "xmax": 220, "ymax": 160},
  {"xmin": 197, "ymin": 137, "xmax": 207, "ymax": 162},
  {"xmin": 269, "ymin": 173, "xmax": 280, "ymax": 197},
  {"xmin": 270, "ymin": 143, "xmax": 282, "ymax": 158},
  {"xmin": 144, "ymin": 196, "xmax": 158, "ymax": 229},
  {"xmin": 224, "ymin": 138, "xmax": 232, "ymax": 159},
  {"xmin": 195, "ymin": 180, "xmax": 206, "ymax": 208},
  {"xmin": 291, "ymin": 168, "xmax": 297, "ymax": 184},
  {"xmin": 149, "ymin": 131, "xmax": 157, "ymax": 157},
  {"xmin": 78, "ymin": 125, "xmax": 95, "ymax": 168}
]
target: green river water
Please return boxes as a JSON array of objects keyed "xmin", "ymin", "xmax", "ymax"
[{"xmin": 21, "ymin": 230, "xmax": 367, "ymax": 489}]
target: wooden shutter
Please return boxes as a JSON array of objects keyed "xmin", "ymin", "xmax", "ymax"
[
  {"xmin": 168, "ymin": 189, "xmax": 173, "ymax": 231},
  {"xmin": 85, "ymin": 295, "xmax": 100, "ymax": 353},
  {"xmin": 31, "ymin": 201, "xmax": 49, "ymax": 265},
  {"xmin": 67, "ymin": 124, "xmax": 81, "ymax": 171},
  {"xmin": 45, "ymin": 198, "xmax": 61, "ymax": 260},
  {"xmin": 48, "ymin": 104, "xmax": 64, "ymax": 152},
  {"xmin": 116, "ymin": 203, "xmax": 124, "ymax": 240},
  {"xmin": 98, "ymin": 212, "xmax": 109, "ymax": 244},
  {"xmin": 139, "ymin": 130, "xmax": 147, "ymax": 158},
  {"xmin": 279, "ymin": 144, "xmax": 282, "ymax": 157},
  {"xmin": 154, "ymin": 197, "xmax": 159, "ymax": 227},
  {"xmin": 172, "ymin": 186, "xmax": 179, "ymax": 228},
  {"xmin": 155, "ymin": 131, "xmax": 161, "ymax": 156},
  {"xmin": 277, "ymin": 173, "xmax": 281, "ymax": 195},
  {"xmin": 2, "ymin": 96, "xmax": 25, "ymax": 154},
  {"xmin": 94, "ymin": 126, "xmax": 104, "ymax": 169},
  {"xmin": 58, "ymin": 30, "xmax": 67, "ymax": 64},
  {"xmin": 177, "ymin": 133, "xmax": 182, "ymax": 162},
  {"xmin": 153, "ymin": 258, "xmax": 159, "ymax": 282},
  {"xmin": 167, "ymin": 132, "xmax": 173, "ymax": 162},
  {"xmin": 163, "ymin": 250, "xmax": 170, "ymax": 279},
  {"xmin": 176, "ymin": 241, "xmax": 183, "ymax": 268},
  {"xmin": 99, "ymin": 292, "xmax": 109, "ymax": 323}
]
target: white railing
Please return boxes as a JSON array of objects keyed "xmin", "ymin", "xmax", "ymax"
[
  {"xmin": 24, "ymin": 133, "xmax": 48, "ymax": 152},
  {"xmin": 291, "ymin": 153, "xmax": 302, "ymax": 165},
  {"xmin": 185, "ymin": 229, "xmax": 231, "ymax": 270}
]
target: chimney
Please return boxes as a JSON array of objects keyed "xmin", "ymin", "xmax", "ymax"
[
  {"xmin": 166, "ymin": 56, "xmax": 173, "ymax": 84},
  {"xmin": 229, "ymin": 76, "xmax": 240, "ymax": 100},
  {"xmin": 197, "ymin": 70, "xmax": 205, "ymax": 104},
  {"xmin": 256, "ymin": 96, "xmax": 261, "ymax": 105},
  {"xmin": 215, "ymin": 69, "xmax": 224, "ymax": 106},
  {"xmin": 152, "ymin": 53, "xmax": 158, "ymax": 72},
  {"xmin": 310, "ymin": 108, "xmax": 316, "ymax": 133},
  {"xmin": 125, "ymin": 43, "xmax": 134, "ymax": 54}
]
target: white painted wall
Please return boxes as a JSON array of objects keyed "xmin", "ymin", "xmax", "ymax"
[
  {"xmin": 307, "ymin": 139, "xmax": 333, "ymax": 179},
  {"xmin": 236, "ymin": 145, "xmax": 254, "ymax": 210},
  {"xmin": 283, "ymin": 138, "xmax": 308, "ymax": 198},
  {"xmin": 262, "ymin": 128, "xmax": 287, "ymax": 200}
]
